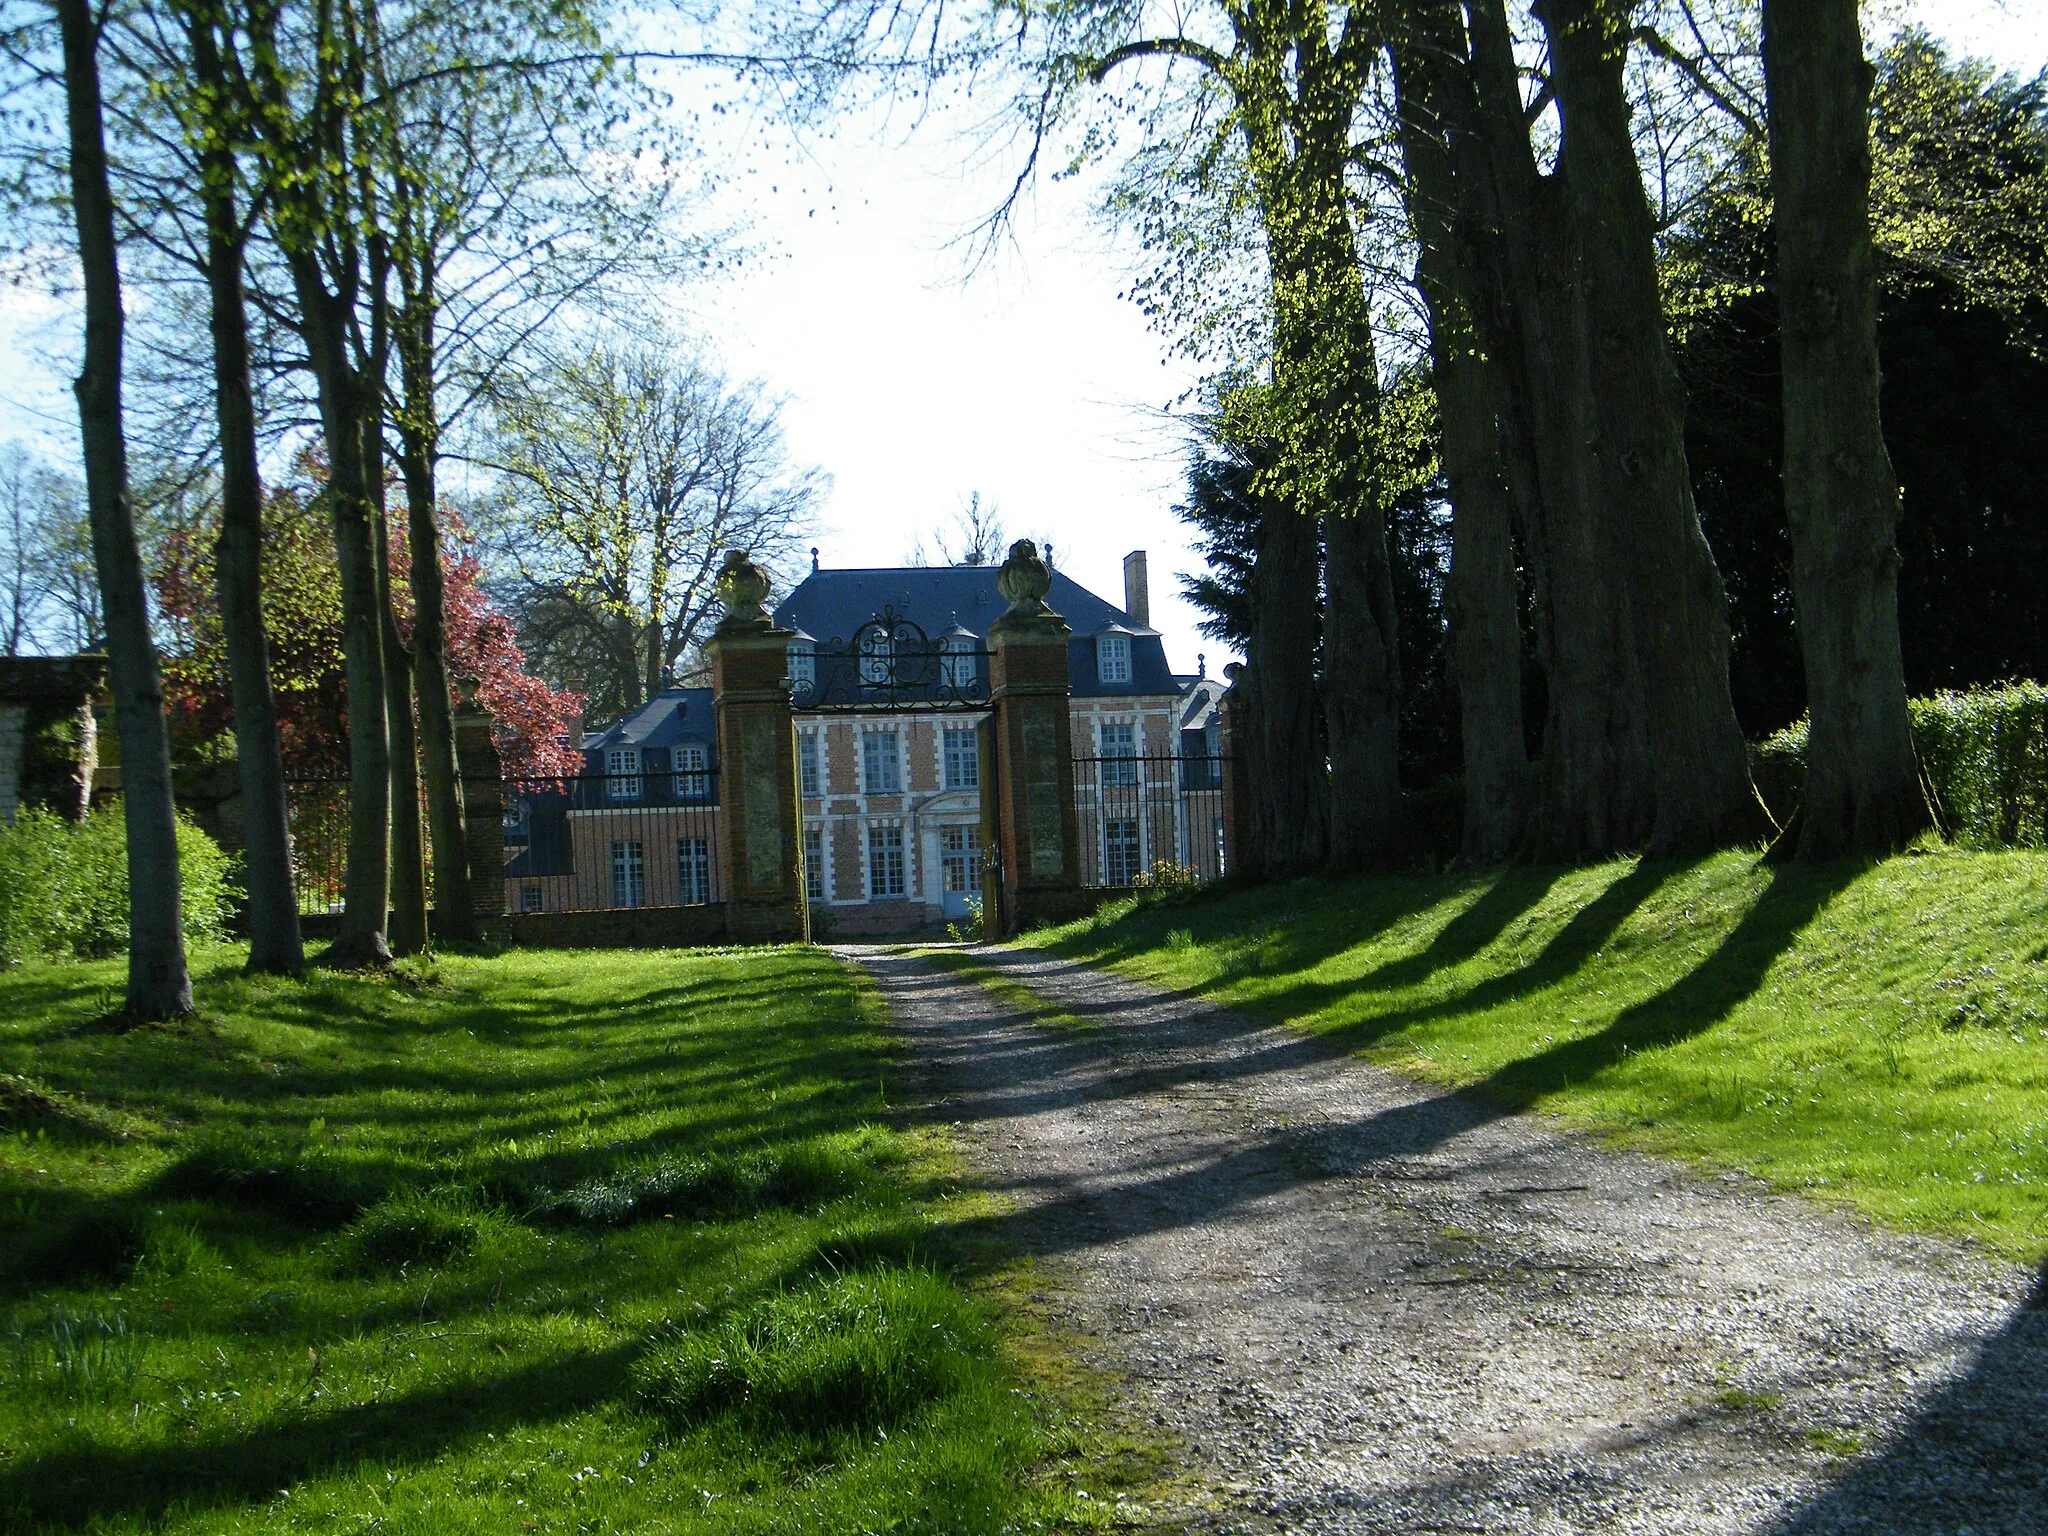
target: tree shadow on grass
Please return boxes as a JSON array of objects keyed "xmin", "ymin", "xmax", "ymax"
[
  {"xmin": 1453, "ymin": 858, "xmax": 1865, "ymax": 1111},
  {"xmin": 1245, "ymin": 857, "xmax": 1676, "ymax": 1052},
  {"xmin": 0, "ymin": 1343, "xmax": 641, "ymax": 1532},
  {"xmin": 895, "ymin": 860, "xmax": 1863, "ymax": 1260}
]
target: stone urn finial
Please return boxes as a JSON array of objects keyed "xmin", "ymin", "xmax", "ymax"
[
  {"xmin": 995, "ymin": 539, "xmax": 1057, "ymax": 623},
  {"xmin": 453, "ymin": 674, "xmax": 485, "ymax": 713},
  {"xmin": 715, "ymin": 548, "xmax": 773, "ymax": 630}
]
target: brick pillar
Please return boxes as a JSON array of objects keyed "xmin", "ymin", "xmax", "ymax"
[
  {"xmin": 1218, "ymin": 662, "xmax": 1252, "ymax": 880},
  {"xmin": 708, "ymin": 551, "xmax": 805, "ymax": 944},
  {"xmin": 452, "ymin": 679, "xmax": 505, "ymax": 932},
  {"xmin": 986, "ymin": 541, "xmax": 1088, "ymax": 936}
]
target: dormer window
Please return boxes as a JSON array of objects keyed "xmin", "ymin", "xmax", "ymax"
[
  {"xmin": 1096, "ymin": 632, "xmax": 1132, "ymax": 685},
  {"xmin": 673, "ymin": 742, "xmax": 710, "ymax": 800},
  {"xmin": 941, "ymin": 632, "xmax": 976, "ymax": 690},
  {"xmin": 606, "ymin": 747, "xmax": 642, "ymax": 801},
  {"xmin": 788, "ymin": 638, "xmax": 815, "ymax": 688}
]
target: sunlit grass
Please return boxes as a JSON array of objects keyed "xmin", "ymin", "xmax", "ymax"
[
  {"xmin": 1028, "ymin": 850, "xmax": 2048, "ymax": 1262},
  {"xmin": 0, "ymin": 943, "xmax": 1131, "ymax": 1533}
]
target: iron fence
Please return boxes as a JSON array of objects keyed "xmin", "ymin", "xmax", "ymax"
[
  {"xmin": 1069, "ymin": 752, "xmax": 1232, "ymax": 888},
  {"xmin": 285, "ymin": 778, "xmax": 351, "ymax": 917},
  {"xmin": 503, "ymin": 772, "xmax": 724, "ymax": 914},
  {"xmin": 285, "ymin": 771, "xmax": 727, "ymax": 917}
]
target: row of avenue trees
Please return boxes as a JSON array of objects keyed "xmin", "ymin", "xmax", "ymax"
[
  {"xmin": 2, "ymin": 0, "xmax": 839, "ymax": 1011},
  {"xmin": 943, "ymin": 0, "xmax": 1953, "ymax": 875}
]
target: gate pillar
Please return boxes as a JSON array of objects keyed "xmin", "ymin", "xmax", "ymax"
[
  {"xmin": 986, "ymin": 540, "xmax": 1089, "ymax": 936},
  {"xmin": 707, "ymin": 550, "xmax": 807, "ymax": 944}
]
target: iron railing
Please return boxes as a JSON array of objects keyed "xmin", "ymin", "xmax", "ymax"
[
  {"xmin": 503, "ymin": 772, "xmax": 724, "ymax": 914},
  {"xmin": 285, "ymin": 771, "xmax": 726, "ymax": 917},
  {"xmin": 1069, "ymin": 752, "xmax": 1232, "ymax": 887},
  {"xmin": 791, "ymin": 605, "xmax": 992, "ymax": 712}
]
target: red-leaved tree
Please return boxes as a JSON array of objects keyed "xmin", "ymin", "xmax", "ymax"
[{"xmin": 154, "ymin": 450, "xmax": 582, "ymax": 780}]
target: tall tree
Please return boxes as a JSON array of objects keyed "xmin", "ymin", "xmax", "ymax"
[
  {"xmin": 56, "ymin": 0, "xmax": 193, "ymax": 1016},
  {"xmin": 1083, "ymin": 3, "xmax": 1396, "ymax": 873},
  {"xmin": 242, "ymin": 0, "xmax": 394, "ymax": 966},
  {"xmin": 1534, "ymin": 0, "xmax": 1767, "ymax": 853},
  {"xmin": 179, "ymin": 0, "xmax": 304, "ymax": 971},
  {"xmin": 1761, "ymin": 0, "xmax": 1928, "ymax": 857},
  {"xmin": 486, "ymin": 338, "xmax": 820, "ymax": 718},
  {"xmin": 1389, "ymin": 12, "xmax": 1529, "ymax": 861}
]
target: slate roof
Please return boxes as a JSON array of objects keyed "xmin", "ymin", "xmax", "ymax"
[
  {"xmin": 580, "ymin": 687, "xmax": 717, "ymax": 758},
  {"xmin": 773, "ymin": 565, "xmax": 1182, "ymax": 698}
]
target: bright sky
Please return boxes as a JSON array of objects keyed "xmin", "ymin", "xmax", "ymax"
[{"xmin": 3, "ymin": 0, "xmax": 2044, "ymax": 675}]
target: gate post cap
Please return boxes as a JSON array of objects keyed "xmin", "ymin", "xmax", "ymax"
[
  {"xmin": 715, "ymin": 548, "xmax": 775, "ymax": 632},
  {"xmin": 992, "ymin": 540, "xmax": 1066, "ymax": 637}
]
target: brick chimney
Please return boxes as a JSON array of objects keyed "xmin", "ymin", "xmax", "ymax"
[{"xmin": 1123, "ymin": 549, "xmax": 1150, "ymax": 629}]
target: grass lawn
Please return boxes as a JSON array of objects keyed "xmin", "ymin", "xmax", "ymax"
[
  {"xmin": 1028, "ymin": 849, "xmax": 2048, "ymax": 1263},
  {"xmin": 0, "ymin": 944, "xmax": 1128, "ymax": 1535}
]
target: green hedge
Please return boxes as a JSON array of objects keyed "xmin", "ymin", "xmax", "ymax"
[
  {"xmin": 0, "ymin": 805, "xmax": 238, "ymax": 965},
  {"xmin": 1751, "ymin": 682, "xmax": 2048, "ymax": 848}
]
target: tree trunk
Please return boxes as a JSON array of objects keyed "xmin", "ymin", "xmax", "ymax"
[
  {"xmin": 1322, "ymin": 510, "xmax": 1402, "ymax": 868},
  {"xmin": 396, "ymin": 376, "xmax": 473, "ymax": 940},
  {"xmin": 1246, "ymin": 507, "xmax": 1327, "ymax": 874},
  {"xmin": 1248, "ymin": 88, "xmax": 1398, "ymax": 871},
  {"xmin": 373, "ymin": 442, "xmax": 427, "ymax": 958},
  {"xmin": 1391, "ymin": 24, "xmax": 1530, "ymax": 862},
  {"xmin": 290, "ymin": 255, "xmax": 393, "ymax": 968},
  {"xmin": 1538, "ymin": 0, "xmax": 1770, "ymax": 854},
  {"xmin": 57, "ymin": 0, "xmax": 193, "ymax": 1017},
  {"xmin": 187, "ymin": 9, "xmax": 304, "ymax": 974},
  {"xmin": 1762, "ymin": 0, "xmax": 1930, "ymax": 857}
]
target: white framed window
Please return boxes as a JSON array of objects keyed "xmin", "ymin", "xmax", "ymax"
[
  {"xmin": 673, "ymin": 742, "xmax": 710, "ymax": 801},
  {"xmin": 943, "ymin": 727, "xmax": 979, "ymax": 790},
  {"xmin": 788, "ymin": 639, "xmax": 816, "ymax": 688},
  {"xmin": 867, "ymin": 825, "xmax": 906, "ymax": 898},
  {"xmin": 610, "ymin": 839, "xmax": 646, "ymax": 907},
  {"xmin": 676, "ymin": 836, "xmax": 712, "ymax": 905},
  {"xmin": 520, "ymin": 884, "xmax": 544, "ymax": 913},
  {"xmin": 863, "ymin": 730, "xmax": 901, "ymax": 794},
  {"xmin": 804, "ymin": 826, "xmax": 826, "ymax": 901},
  {"xmin": 1098, "ymin": 721, "xmax": 1138, "ymax": 788},
  {"xmin": 1096, "ymin": 632, "xmax": 1131, "ymax": 685},
  {"xmin": 940, "ymin": 635, "xmax": 976, "ymax": 690},
  {"xmin": 605, "ymin": 746, "xmax": 642, "ymax": 802},
  {"xmin": 1214, "ymin": 816, "xmax": 1227, "ymax": 875},
  {"xmin": 940, "ymin": 825, "xmax": 980, "ymax": 893},
  {"xmin": 1104, "ymin": 818, "xmax": 1141, "ymax": 887},
  {"xmin": 799, "ymin": 731, "xmax": 821, "ymax": 797}
]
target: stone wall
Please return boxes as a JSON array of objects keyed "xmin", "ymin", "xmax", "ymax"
[
  {"xmin": 497, "ymin": 903, "xmax": 731, "ymax": 949},
  {"xmin": 0, "ymin": 656, "xmax": 106, "ymax": 822}
]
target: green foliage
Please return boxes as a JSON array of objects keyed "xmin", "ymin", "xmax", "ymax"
[
  {"xmin": 1755, "ymin": 684, "xmax": 2048, "ymax": 848},
  {"xmin": 0, "ymin": 806, "xmax": 236, "ymax": 965},
  {"xmin": 1031, "ymin": 851, "xmax": 2048, "ymax": 1260},
  {"xmin": 1668, "ymin": 32, "xmax": 2048, "ymax": 736},
  {"xmin": 0, "ymin": 947, "xmax": 1109, "ymax": 1532},
  {"xmin": 633, "ymin": 1267, "xmax": 993, "ymax": 1436}
]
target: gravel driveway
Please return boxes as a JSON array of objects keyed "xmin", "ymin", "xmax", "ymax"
[{"xmin": 843, "ymin": 944, "xmax": 2047, "ymax": 1535}]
